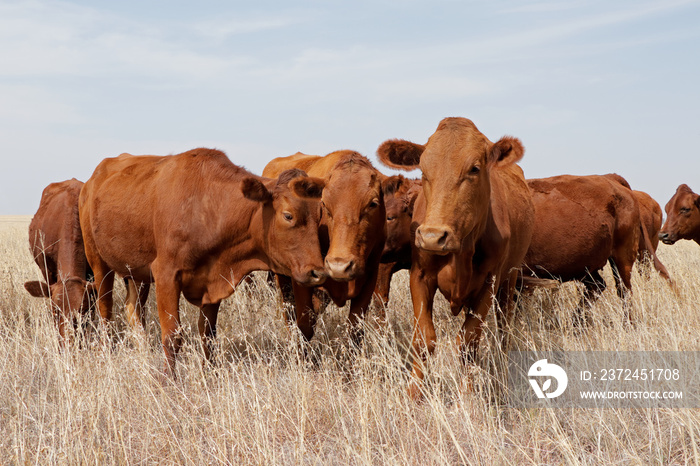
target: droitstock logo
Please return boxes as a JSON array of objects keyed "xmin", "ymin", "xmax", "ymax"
[{"xmin": 528, "ymin": 359, "xmax": 569, "ymax": 399}]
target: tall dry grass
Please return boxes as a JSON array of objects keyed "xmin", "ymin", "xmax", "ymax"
[{"xmin": 1, "ymin": 218, "xmax": 699, "ymax": 465}]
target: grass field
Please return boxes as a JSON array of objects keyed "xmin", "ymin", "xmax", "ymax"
[{"xmin": 1, "ymin": 218, "xmax": 699, "ymax": 464}]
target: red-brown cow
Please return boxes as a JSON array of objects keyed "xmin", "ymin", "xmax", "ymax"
[
  {"xmin": 79, "ymin": 148, "xmax": 327, "ymax": 372},
  {"xmin": 378, "ymin": 117, "xmax": 535, "ymax": 397},
  {"xmin": 524, "ymin": 175, "xmax": 668, "ymax": 307},
  {"xmin": 659, "ymin": 184, "xmax": 700, "ymax": 246},
  {"xmin": 263, "ymin": 150, "xmax": 393, "ymax": 342},
  {"xmin": 373, "ymin": 177, "xmax": 422, "ymax": 312},
  {"xmin": 25, "ymin": 179, "xmax": 152, "ymax": 344},
  {"xmin": 24, "ymin": 179, "xmax": 97, "ymax": 344}
]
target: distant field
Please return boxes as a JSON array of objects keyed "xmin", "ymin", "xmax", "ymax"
[
  {"xmin": 1, "ymin": 221, "xmax": 699, "ymax": 464},
  {"xmin": 0, "ymin": 215, "xmax": 32, "ymax": 224}
]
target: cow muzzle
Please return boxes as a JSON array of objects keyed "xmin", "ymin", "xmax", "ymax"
[
  {"xmin": 294, "ymin": 267, "xmax": 328, "ymax": 287},
  {"xmin": 658, "ymin": 231, "xmax": 677, "ymax": 245},
  {"xmin": 325, "ymin": 257, "xmax": 358, "ymax": 281},
  {"xmin": 415, "ymin": 225, "xmax": 459, "ymax": 254}
]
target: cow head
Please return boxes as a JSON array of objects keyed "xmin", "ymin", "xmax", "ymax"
[
  {"xmin": 242, "ymin": 169, "xmax": 327, "ymax": 286},
  {"xmin": 320, "ymin": 151, "xmax": 386, "ymax": 281},
  {"xmin": 659, "ymin": 184, "xmax": 700, "ymax": 245},
  {"xmin": 377, "ymin": 117, "xmax": 524, "ymax": 254},
  {"xmin": 24, "ymin": 277, "xmax": 96, "ymax": 323},
  {"xmin": 381, "ymin": 176, "xmax": 421, "ymax": 262}
]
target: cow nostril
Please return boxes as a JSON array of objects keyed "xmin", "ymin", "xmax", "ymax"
[
  {"xmin": 436, "ymin": 230, "xmax": 449, "ymax": 247},
  {"xmin": 344, "ymin": 260, "xmax": 355, "ymax": 273}
]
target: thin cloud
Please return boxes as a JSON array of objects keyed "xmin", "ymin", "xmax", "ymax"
[
  {"xmin": 500, "ymin": 1, "xmax": 591, "ymax": 14},
  {"xmin": 192, "ymin": 16, "xmax": 306, "ymax": 41},
  {"xmin": 490, "ymin": 0, "xmax": 700, "ymax": 50}
]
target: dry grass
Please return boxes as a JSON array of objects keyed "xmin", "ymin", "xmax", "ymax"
[{"xmin": 1, "ymin": 219, "xmax": 699, "ymax": 465}]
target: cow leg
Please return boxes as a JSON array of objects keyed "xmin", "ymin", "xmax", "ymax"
[
  {"xmin": 582, "ymin": 269, "xmax": 606, "ymax": 303},
  {"xmin": 290, "ymin": 279, "xmax": 317, "ymax": 341},
  {"xmin": 457, "ymin": 281, "xmax": 494, "ymax": 368},
  {"xmin": 89, "ymin": 265, "xmax": 114, "ymax": 323},
  {"xmin": 408, "ymin": 266, "xmax": 438, "ymax": 399},
  {"xmin": 124, "ymin": 278, "xmax": 149, "ymax": 330},
  {"xmin": 138, "ymin": 282, "xmax": 151, "ymax": 324},
  {"xmin": 577, "ymin": 270, "xmax": 606, "ymax": 326},
  {"xmin": 347, "ymin": 262, "xmax": 381, "ymax": 347},
  {"xmin": 54, "ymin": 304, "xmax": 69, "ymax": 348},
  {"xmin": 198, "ymin": 302, "xmax": 221, "ymax": 364},
  {"xmin": 495, "ymin": 269, "xmax": 518, "ymax": 352},
  {"xmin": 609, "ymin": 256, "xmax": 634, "ymax": 301},
  {"xmin": 152, "ymin": 265, "xmax": 182, "ymax": 375},
  {"xmin": 274, "ymin": 273, "xmax": 296, "ymax": 324},
  {"xmin": 372, "ymin": 261, "xmax": 395, "ymax": 325},
  {"xmin": 609, "ymin": 253, "xmax": 635, "ymax": 324}
]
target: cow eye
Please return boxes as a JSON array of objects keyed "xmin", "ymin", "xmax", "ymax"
[
  {"xmin": 368, "ymin": 199, "xmax": 379, "ymax": 209},
  {"xmin": 387, "ymin": 216, "xmax": 396, "ymax": 222},
  {"xmin": 469, "ymin": 165, "xmax": 480, "ymax": 175},
  {"xmin": 680, "ymin": 207, "xmax": 690, "ymax": 215},
  {"xmin": 321, "ymin": 201, "xmax": 332, "ymax": 218},
  {"xmin": 282, "ymin": 211, "xmax": 293, "ymax": 222}
]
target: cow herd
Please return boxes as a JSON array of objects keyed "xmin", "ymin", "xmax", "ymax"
[{"xmin": 23, "ymin": 117, "xmax": 700, "ymax": 396}]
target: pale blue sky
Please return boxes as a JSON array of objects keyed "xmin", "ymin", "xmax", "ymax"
[{"xmin": 2, "ymin": 0, "xmax": 699, "ymax": 214}]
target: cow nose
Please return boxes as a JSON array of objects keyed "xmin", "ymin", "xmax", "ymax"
[
  {"xmin": 415, "ymin": 225, "xmax": 456, "ymax": 253},
  {"xmin": 325, "ymin": 257, "xmax": 356, "ymax": 281},
  {"xmin": 308, "ymin": 268, "xmax": 327, "ymax": 286},
  {"xmin": 658, "ymin": 231, "xmax": 674, "ymax": 245},
  {"xmin": 295, "ymin": 266, "xmax": 327, "ymax": 286}
]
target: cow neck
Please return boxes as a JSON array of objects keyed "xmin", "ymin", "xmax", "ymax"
[
  {"xmin": 57, "ymin": 205, "xmax": 89, "ymax": 282},
  {"xmin": 218, "ymin": 199, "xmax": 271, "ymax": 287},
  {"xmin": 449, "ymin": 198, "xmax": 493, "ymax": 305}
]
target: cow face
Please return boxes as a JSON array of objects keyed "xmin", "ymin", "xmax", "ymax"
[
  {"xmin": 659, "ymin": 184, "xmax": 700, "ymax": 245},
  {"xmin": 24, "ymin": 277, "xmax": 95, "ymax": 327},
  {"xmin": 242, "ymin": 170, "xmax": 327, "ymax": 286},
  {"xmin": 321, "ymin": 156, "xmax": 386, "ymax": 281},
  {"xmin": 382, "ymin": 176, "xmax": 419, "ymax": 262},
  {"xmin": 377, "ymin": 117, "xmax": 524, "ymax": 254}
]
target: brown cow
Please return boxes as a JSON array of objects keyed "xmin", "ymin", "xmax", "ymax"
[
  {"xmin": 25, "ymin": 179, "xmax": 151, "ymax": 343},
  {"xmin": 79, "ymin": 148, "xmax": 327, "ymax": 372},
  {"xmin": 659, "ymin": 184, "xmax": 700, "ymax": 246},
  {"xmin": 524, "ymin": 175, "xmax": 668, "ymax": 308},
  {"xmin": 378, "ymin": 117, "xmax": 535, "ymax": 397},
  {"xmin": 24, "ymin": 179, "xmax": 97, "ymax": 344},
  {"xmin": 373, "ymin": 176, "xmax": 422, "ymax": 312},
  {"xmin": 263, "ymin": 150, "xmax": 392, "ymax": 342}
]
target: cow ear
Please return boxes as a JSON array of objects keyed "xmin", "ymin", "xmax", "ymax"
[
  {"xmin": 377, "ymin": 139, "xmax": 425, "ymax": 171},
  {"xmin": 489, "ymin": 136, "xmax": 524, "ymax": 167},
  {"xmin": 290, "ymin": 177, "xmax": 325, "ymax": 199},
  {"xmin": 25, "ymin": 281, "xmax": 50, "ymax": 298},
  {"xmin": 241, "ymin": 177, "xmax": 273, "ymax": 203},
  {"xmin": 382, "ymin": 175, "xmax": 405, "ymax": 197}
]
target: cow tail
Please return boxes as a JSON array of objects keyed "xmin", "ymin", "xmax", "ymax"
[{"xmin": 640, "ymin": 221, "xmax": 671, "ymax": 283}]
